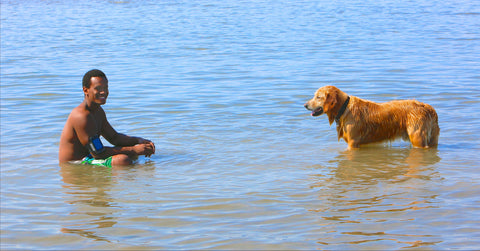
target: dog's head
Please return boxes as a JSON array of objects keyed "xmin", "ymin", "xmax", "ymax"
[{"xmin": 304, "ymin": 85, "xmax": 346, "ymax": 124}]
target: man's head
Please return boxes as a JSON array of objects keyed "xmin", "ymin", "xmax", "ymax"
[
  {"xmin": 83, "ymin": 69, "xmax": 107, "ymax": 88},
  {"xmin": 82, "ymin": 69, "xmax": 109, "ymax": 105}
]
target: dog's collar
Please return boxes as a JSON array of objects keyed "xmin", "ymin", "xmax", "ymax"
[{"xmin": 335, "ymin": 96, "xmax": 350, "ymax": 123}]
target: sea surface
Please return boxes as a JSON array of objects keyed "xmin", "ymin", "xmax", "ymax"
[{"xmin": 1, "ymin": 0, "xmax": 480, "ymax": 249}]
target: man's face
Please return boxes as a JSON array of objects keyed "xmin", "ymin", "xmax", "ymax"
[{"xmin": 84, "ymin": 76, "xmax": 109, "ymax": 105}]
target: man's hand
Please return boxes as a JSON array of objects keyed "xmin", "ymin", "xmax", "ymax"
[{"xmin": 132, "ymin": 139, "xmax": 155, "ymax": 157}]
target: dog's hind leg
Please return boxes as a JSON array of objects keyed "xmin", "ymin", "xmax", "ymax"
[
  {"xmin": 427, "ymin": 123, "xmax": 440, "ymax": 148},
  {"xmin": 409, "ymin": 131, "xmax": 428, "ymax": 148},
  {"xmin": 408, "ymin": 122, "xmax": 437, "ymax": 148}
]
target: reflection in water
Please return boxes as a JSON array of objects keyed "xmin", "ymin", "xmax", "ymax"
[
  {"xmin": 59, "ymin": 163, "xmax": 124, "ymax": 243},
  {"xmin": 308, "ymin": 147, "xmax": 442, "ymax": 248},
  {"xmin": 332, "ymin": 147, "xmax": 441, "ymax": 183}
]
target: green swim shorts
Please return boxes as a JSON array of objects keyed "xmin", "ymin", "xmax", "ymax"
[{"xmin": 81, "ymin": 155, "xmax": 113, "ymax": 168}]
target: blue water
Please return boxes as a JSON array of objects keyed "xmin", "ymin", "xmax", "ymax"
[{"xmin": 1, "ymin": 0, "xmax": 480, "ymax": 249}]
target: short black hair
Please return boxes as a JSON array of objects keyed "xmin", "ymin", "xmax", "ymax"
[{"xmin": 82, "ymin": 69, "xmax": 107, "ymax": 88}]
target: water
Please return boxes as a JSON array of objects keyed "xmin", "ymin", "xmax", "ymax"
[{"xmin": 1, "ymin": 0, "xmax": 480, "ymax": 249}]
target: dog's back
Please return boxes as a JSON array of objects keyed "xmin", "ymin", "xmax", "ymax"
[{"xmin": 339, "ymin": 96, "xmax": 439, "ymax": 148}]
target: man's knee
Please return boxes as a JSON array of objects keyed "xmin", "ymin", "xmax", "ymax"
[{"xmin": 112, "ymin": 154, "xmax": 133, "ymax": 166}]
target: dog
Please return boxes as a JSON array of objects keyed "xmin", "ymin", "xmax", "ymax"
[{"xmin": 304, "ymin": 86, "xmax": 439, "ymax": 149}]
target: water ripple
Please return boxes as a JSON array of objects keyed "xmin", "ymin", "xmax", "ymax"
[{"xmin": 2, "ymin": 0, "xmax": 480, "ymax": 249}]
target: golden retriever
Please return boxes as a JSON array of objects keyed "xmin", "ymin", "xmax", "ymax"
[{"xmin": 304, "ymin": 86, "xmax": 439, "ymax": 149}]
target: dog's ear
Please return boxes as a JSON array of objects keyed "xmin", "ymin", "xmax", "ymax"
[{"xmin": 324, "ymin": 91, "xmax": 338, "ymax": 125}]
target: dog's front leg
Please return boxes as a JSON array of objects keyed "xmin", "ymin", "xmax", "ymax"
[{"xmin": 347, "ymin": 140, "xmax": 360, "ymax": 150}]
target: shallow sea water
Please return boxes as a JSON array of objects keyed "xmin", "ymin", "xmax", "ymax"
[{"xmin": 1, "ymin": 0, "xmax": 480, "ymax": 249}]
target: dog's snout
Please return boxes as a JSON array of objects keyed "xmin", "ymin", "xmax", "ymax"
[{"xmin": 304, "ymin": 102, "xmax": 309, "ymax": 109}]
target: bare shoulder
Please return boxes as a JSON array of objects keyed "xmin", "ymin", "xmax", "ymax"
[{"xmin": 68, "ymin": 104, "xmax": 91, "ymax": 123}]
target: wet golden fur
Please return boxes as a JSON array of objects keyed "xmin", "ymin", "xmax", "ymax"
[{"xmin": 304, "ymin": 86, "xmax": 439, "ymax": 149}]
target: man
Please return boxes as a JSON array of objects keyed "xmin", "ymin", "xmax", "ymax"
[{"xmin": 59, "ymin": 69, "xmax": 155, "ymax": 167}]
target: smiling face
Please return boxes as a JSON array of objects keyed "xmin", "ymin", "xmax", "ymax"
[{"xmin": 83, "ymin": 76, "xmax": 109, "ymax": 106}]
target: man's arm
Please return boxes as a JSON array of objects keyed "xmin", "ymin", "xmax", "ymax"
[
  {"xmin": 93, "ymin": 143, "xmax": 148, "ymax": 159},
  {"xmin": 85, "ymin": 130, "xmax": 154, "ymax": 160},
  {"xmin": 72, "ymin": 108, "xmax": 154, "ymax": 159},
  {"xmin": 99, "ymin": 110, "xmax": 155, "ymax": 157},
  {"xmin": 71, "ymin": 109, "xmax": 98, "ymax": 148},
  {"xmin": 101, "ymin": 117, "xmax": 152, "ymax": 146}
]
